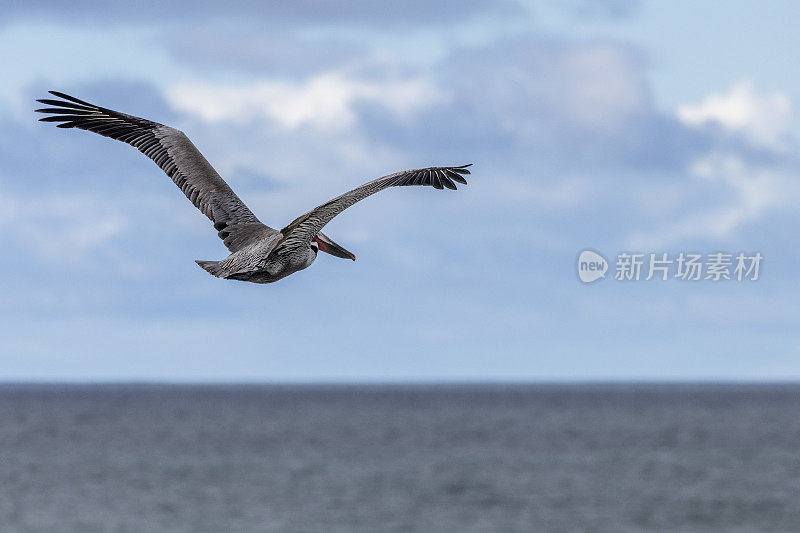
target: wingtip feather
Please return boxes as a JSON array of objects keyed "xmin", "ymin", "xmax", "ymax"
[{"xmin": 47, "ymin": 90, "xmax": 94, "ymax": 107}]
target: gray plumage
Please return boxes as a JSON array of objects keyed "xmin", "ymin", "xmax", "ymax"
[{"xmin": 36, "ymin": 91, "xmax": 472, "ymax": 284}]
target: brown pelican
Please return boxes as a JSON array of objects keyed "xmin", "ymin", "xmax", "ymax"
[{"xmin": 36, "ymin": 91, "xmax": 471, "ymax": 283}]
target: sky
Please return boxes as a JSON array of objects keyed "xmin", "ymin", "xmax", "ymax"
[{"xmin": 1, "ymin": 0, "xmax": 799, "ymax": 381}]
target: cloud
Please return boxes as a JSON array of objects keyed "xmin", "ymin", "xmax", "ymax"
[
  {"xmin": 6, "ymin": 2, "xmax": 800, "ymax": 380},
  {"xmin": 447, "ymin": 40, "xmax": 650, "ymax": 138},
  {"xmin": 165, "ymin": 69, "xmax": 447, "ymax": 132},
  {"xmin": 676, "ymin": 80, "xmax": 794, "ymax": 151},
  {"xmin": 549, "ymin": 0, "xmax": 642, "ymax": 20},
  {"xmin": 347, "ymin": 36, "xmax": 709, "ymax": 204},
  {"xmin": 0, "ymin": 189, "xmax": 129, "ymax": 266},
  {"xmin": 0, "ymin": 0, "xmax": 522, "ymax": 28},
  {"xmin": 163, "ymin": 30, "xmax": 366, "ymax": 78},
  {"xmin": 628, "ymin": 83, "xmax": 800, "ymax": 247},
  {"xmin": 629, "ymin": 152, "xmax": 799, "ymax": 247}
]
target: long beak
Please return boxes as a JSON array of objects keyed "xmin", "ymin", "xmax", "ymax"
[{"xmin": 314, "ymin": 232, "xmax": 356, "ymax": 260}]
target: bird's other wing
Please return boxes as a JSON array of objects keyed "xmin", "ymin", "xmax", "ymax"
[
  {"xmin": 36, "ymin": 91, "xmax": 276, "ymax": 252},
  {"xmin": 277, "ymin": 164, "xmax": 471, "ymax": 250}
]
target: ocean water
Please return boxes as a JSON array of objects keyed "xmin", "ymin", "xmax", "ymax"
[{"xmin": 1, "ymin": 384, "xmax": 800, "ymax": 532}]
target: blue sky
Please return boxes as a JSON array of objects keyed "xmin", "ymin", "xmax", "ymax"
[{"xmin": 1, "ymin": 1, "xmax": 799, "ymax": 380}]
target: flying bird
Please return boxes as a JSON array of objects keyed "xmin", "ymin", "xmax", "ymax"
[{"xmin": 35, "ymin": 91, "xmax": 472, "ymax": 284}]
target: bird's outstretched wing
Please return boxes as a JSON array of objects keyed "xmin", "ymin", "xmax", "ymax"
[
  {"xmin": 36, "ymin": 91, "xmax": 276, "ymax": 252},
  {"xmin": 277, "ymin": 164, "xmax": 471, "ymax": 250}
]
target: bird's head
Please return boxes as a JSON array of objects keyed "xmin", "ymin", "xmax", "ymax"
[{"xmin": 312, "ymin": 232, "xmax": 356, "ymax": 261}]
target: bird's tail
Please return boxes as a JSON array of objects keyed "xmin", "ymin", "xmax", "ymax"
[{"xmin": 195, "ymin": 260, "xmax": 224, "ymax": 277}]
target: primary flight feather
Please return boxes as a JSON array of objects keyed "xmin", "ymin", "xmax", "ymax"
[{"xmin": 36, "ymin": 91, "xmax": 471, "ymax": 284}]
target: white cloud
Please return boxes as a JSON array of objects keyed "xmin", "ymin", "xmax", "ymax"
[
  {"xmin": 165, "ymin": 70, "xmax": 446, "ymax": 132},
  {"xmin": 629, "ymin": 152, "xmax": 797, "ymax": 247},
  {"xmin": 631, "ymin": 82, "xmax": 799, "ymax": 247},
  {"xmin": 0, "ymin": 190, "xmax": 129, "ymax": 266},
  {"xmin": 453, "ymin": 41, "xmax": 648, "ymax": 143},
  {"xmin": 676, "ymin": 80, "xmax": 794, "ymax": 150},
  {"xmin": 559, "ymin": 44, "xmax": 647, "ymax": 133}
]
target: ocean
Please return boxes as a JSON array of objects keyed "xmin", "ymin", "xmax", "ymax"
[{"xmin": 1, "ymin": 384, "xmax": 799, "ymax": 532}]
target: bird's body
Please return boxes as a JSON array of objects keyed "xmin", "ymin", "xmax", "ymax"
[
  {"xmin": 197, "ymin": 232, "xmax": 315, "ymax": 284},
  {"xmin": 36, "ymin": 91, "xmax": 471, "ymax": 284}
]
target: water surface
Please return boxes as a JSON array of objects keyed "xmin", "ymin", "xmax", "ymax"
[{"xmin": 1, "ymin": 384, "xmax": 799, "ymax": 532}]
